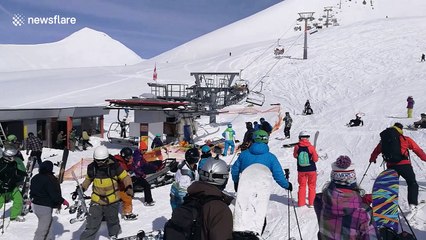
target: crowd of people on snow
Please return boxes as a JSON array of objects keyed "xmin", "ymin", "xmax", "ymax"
[{"xmin": 1, "ymin": 96, "xmax": 426, "ymax": 240}]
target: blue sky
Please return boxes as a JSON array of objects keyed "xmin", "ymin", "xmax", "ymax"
[{"xmin": 0, "ymin": 0, "xmax": 281, "ymax": 59}]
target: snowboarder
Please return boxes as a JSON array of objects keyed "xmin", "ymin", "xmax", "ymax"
[
  {"xmin": 0, "ymin": 145, "xmax": 27, "ymax": 222},
  {"xmin": 413, "ymin": 113, "xmax": 426, "ymax": 128},
  {"xmin": 259, "ymin": 117, "xmax": 273, "ymax": 135},
  {"xmin": 131, "ymin": 145, "xmax": 157, "ymax": 206},
  {"xmin": 25, "ymin": 132, "xmax": 43, "ymax": 166},
  {"xmin": 30, "ymin": 160, "xmax": 69, "ymax": 240},
  {"xmin": 78, "ymin": 146, "xmax": 133, "ymax": 240},
  {"xmin": 231, "ymin": 130, "xmax": 293, "ymax": 192},
  {"xmin": 369, "ymin": 122, "xmax": 426, "ymax": 211},
  {"xmin": 304, "ymin": 100, "xmax": 313, "ymax": 115},
  {"xmin": 190, "ymin": 158, "xmax": 233, "ymax": 240},
  {"xmin": 406, "ymin": 96, "xmax": 415, "ymax": 118},
  {"xmin": 114, "ymin": 147, "xmax": 139, "ymax": 220},
  {"xmin": 421, "ymin": 53, "xmax": 425, "ymax": 62},
  {"xmin": 314, "ymin": 156, "xmax": 377, "ymax": 239},
  {"xmin": 198, "ymin": 145, "xmax": 212, "ymax": 171},
  {"xmin": 170, "ymin": 148, "xmax": 200, "ymax": 209},
  {"xmin": 222, "ymin": 123, "xmax": 236, "ymax": 156},
  {"xmin": 294, "ymin": 131, "xmax": 319, "ymax": 207},
  {"xmin": 81, "ymin": 130, "xmax": 93, "ymax": 150},
  {"xmin": 283, "ymin": 112, "xmax": 293, "ymax": 138},
  {"xmin": 240, "ymin": 122, "xmax": 255, "ymax": 151},
  {"xmin": 56, "ymin": 131, "xmax": 66, "ymax": 149},
  {"xmin": 347, "ymin": 113, "xmax": 364, "ymax": 127}
]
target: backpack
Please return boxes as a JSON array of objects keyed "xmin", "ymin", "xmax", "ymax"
[
  {"xmin": 380, "ymin": 128, "xmax": 407, "ymax": 163},
  {"xmin": 297, "ymin": 146, "xmax": 312, "ymax": 167},
  {"xmin": 163, "ymin": 193, "xmax": 223, "ymax": 240}
]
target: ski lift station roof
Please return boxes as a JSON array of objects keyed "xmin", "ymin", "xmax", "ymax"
[{"xmin": 106, "ymin": 98, "xmax": 189, "ymax": 111}]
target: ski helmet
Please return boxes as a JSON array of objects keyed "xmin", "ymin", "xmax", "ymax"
[
  {"xmin": 120, "ymin": 147, "xmax": 133, "ymax": 160},
  {"xmin": 93, "ymin": 146, "xmax": 109, "ymax": 161},
  {"xmin": 185, "ymin": 147, "xmax": 200, "ymax": 164},
  {"xmin": 253, "ymin": 130, "xmax": 269, "ymax": 144},
  {"xmin": 199, "ymin": 158, "xmax": 229, "ymax": 188},
  {"xmin": 299, "ymin": 131, "xmax": 310, "ymax": 138},
  {"xmin": 2, "ymin": 145, "xmax": 17, "ymax": 162},
  {"xmin": 201, "ymin": 145, "xmax": 211, "ymax": 153},
  {"xmin": 260, "ymin": 117, "xmax": 265, "ymax": 122},
  {"xmin": 227, "ymin": 123, "xmax": 232, "ymax": 128},
  {"xmin": 7, "ymin": 134, "xmax": 17, "ymax": 143}
]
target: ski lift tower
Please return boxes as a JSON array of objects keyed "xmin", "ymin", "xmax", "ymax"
[
  {"xmin": 324, "ymin": 7, "xmax": 333, "ymax": 28},
  {"xmin": 297, "ymin": 12, "xmax": 315, "ymax": 60}
]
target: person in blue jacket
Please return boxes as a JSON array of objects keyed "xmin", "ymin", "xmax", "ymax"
[
  {"xmin": 198, "ymin": 145, "xmax": 213, "ymax": 171},
  {"xmin": 231, "ymin": 129, "xmax": 293, "ymax": 192}
]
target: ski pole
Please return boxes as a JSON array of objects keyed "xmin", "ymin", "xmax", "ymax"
[
  {"xmin": 290, "ymin": 191, "xmax": 303, "ymax": 240},
  {"xmin": 1, "ymin": 193, "xmax": 5, "ymax": 234},
  {"xmin": 284, "ymin": 169, "xmax": 291, "ymax": 240},
  {"xmin": 359, "ymin": 162, "xmax": 372, "ymax": 186},
  {"xmin": 398, "ymin": 205, "xmax": 417, "ymax": 240}
]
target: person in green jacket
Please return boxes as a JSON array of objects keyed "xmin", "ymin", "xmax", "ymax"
[
  {"xmin": 222, "ymin": 123, "xmax": 236, "ymax": 156},
  {"xmin": 0, "ymin": 145, "xmax": 27, "ymax": 222}
]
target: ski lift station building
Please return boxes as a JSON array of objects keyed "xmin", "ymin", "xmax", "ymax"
[{"xmin": 0, "ymin": 106, "xmax": 108, "ymax": 149}]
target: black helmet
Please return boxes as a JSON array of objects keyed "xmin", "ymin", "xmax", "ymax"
[
  {"xmin": 120, "ymin": 147, "xmax": 133, "ymax": 160},
  {"xmin": 185, "ymin": 147, "xmax": 200, "ymax": 164}
]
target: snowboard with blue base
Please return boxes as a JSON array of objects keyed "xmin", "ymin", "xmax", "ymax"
[
  {"xmin": 233, "ymin": 164, "xmax": 273, "ymax": 239},
  {"xmin": 372, "ymin": 169, "xmax": 399, "ymax": 232}
]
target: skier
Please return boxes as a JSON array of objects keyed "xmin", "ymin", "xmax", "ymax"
[
  {"xmin": 131, "ymin": 146, "xmax": 157, "ymax": 206},
  {"xmin": 170, "ymin": 148, "xmax": 200, "ymax": 209},
  {"xmin": 81, "ymin": 130, "xmax": 93, "ymax": 150},
  {"xmin": 0, "ymin": 145, "xmax": 27, "ymax": 222},
  {"xmin": 231, "ymin": 130, "xmax": 292, "ymax": 192},
  {"xmin": 188, "ymin": 158, "xmax": 233, "ymax": 240},
  {"xmin": 198, "ymin": 145, "xmax": 212, "ymax": 171},
  {"xmin": 259, "ymin": 117, "xmax": 273, "ymax": 135},
  {"xmin": 69, "ymin": 128, "xmax": 78, "ymax": 151},
  {"xmin": 120, "ymin": 118, "xmax": 127, "ymax": 138},
  {"xmin": 369, "ymin": 123, "xmax": 426, "ymax": 211},
  {"xmin": 30, "ymin": 160, "xmax": 69, "ymax": 240},
  {"xmin": 240, "ymin": 122, "xmax": 255, "ymax": 151},
  {"xmin": 25, "ymin": 132, "xmax": 43, "ymax": 166},
  {"xmin": 413, "ymin": 113, "xmax": 426, "ymax": 128},
  {"xmin": 151, "ymin": 133, "xmax": 167, "ymax": 160},
  {"xmin": 304, "ymin": 100, "xmax": 313, "ymax": 115},
  {"xmin": 347, "ymin": 113, "xmax": 364, "ymax": 127},
  {"xmin": 222, "ymin": 123, "xmax": 236, "ymax": 156},
  {"xmin": 253, "ymin": 121, "xmax": 260, "ymax": 131},
  {"xmin": 314, "ymin": 156, "xmax": 377, "ymax": 239},
  {"xmin": 56, "ymin": 131, "xmax": 66, "ymax": 149},
  {"xmin": 78, "ymin": 146, "xmax": 133, "ymax": 240},
  {"xmin": 114, "ymin": 147, "xmax": 138, "ymax": 220},
  {"xmin": 421, "ymin": 53, "xmax": 425, "ymax": 62},
  {"xmin": 294, "ymin": 131, "xmax": 319, "ymax": 207},
  {"xmin": 406, "ymin": 96, "xmax": 415, "ymax": 118},
  {"xmin": 283, "ymin": 112, "xmax": 293, "ymax": 138}
]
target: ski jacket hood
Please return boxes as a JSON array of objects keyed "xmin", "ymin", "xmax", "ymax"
[{"xmin": 248, "ymin": 142, "xmax": 269, "ymax": 155}]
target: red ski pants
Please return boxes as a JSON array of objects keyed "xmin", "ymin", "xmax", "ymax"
[{"xmin": 297, "ymin": 171, "xmax": 317, "ymax": 207}]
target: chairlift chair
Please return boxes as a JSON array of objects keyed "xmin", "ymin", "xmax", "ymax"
[
  {"xmin": 246, "ymin": 91, "xmax": 265, "ymax": 106},
  {"xmin": 274, "ymin": 39, "xmax": 285, "ymax": 56}
]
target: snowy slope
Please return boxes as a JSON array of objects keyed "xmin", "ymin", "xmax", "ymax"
[
  {"xmin": 0, "ymin": 28, "xmax": 143, "ymax": 73},
  {"xmin": 1, "ymin": 0, "xmax": 426, "ymax": 239}
]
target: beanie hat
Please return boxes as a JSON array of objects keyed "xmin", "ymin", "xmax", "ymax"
[
  {"xmin": 40, "ymin": 160, "xmax": 54, "ymax": 174},
  {"xmin": 330, "ymin": 155, "xmax": 357, "ymax": 186},
  {"xmin": 393, "ymin": 122, "xmax": 403, "ymax": 130}
]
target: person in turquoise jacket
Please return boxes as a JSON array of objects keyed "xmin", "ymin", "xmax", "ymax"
[
  {"xmin": 231, "ymin": 130, "xmax": 292, "ymax": 192},
  {"xmin": 222, "ymin": 123, "xmax": 236, "ymax": 156}
]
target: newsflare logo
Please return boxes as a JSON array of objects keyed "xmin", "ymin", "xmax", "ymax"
[{"xmin": 12, "ymin": 13, "xmax": 77, "ymax": 27}]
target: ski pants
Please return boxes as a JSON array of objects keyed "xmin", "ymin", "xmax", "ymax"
[
  {"xmin": 0, "ymin": 187, "xmax": 23, "ymax": 219},
  {"xmin": 118, "ymin": 191, "xmax": 132, "ymax": 215},
  {"xmin": 407, "ymin": 108, "xmax": 413, "ymax": 118},
  {"xmin": 30, "ymin": 150, "xmax": 43, "ymax": 165},
  {"xmin": 32, "ymin": 204, "xmax": 53, "ymax": 240},
  {"xmin": 284, "ymin": 126, "xmax": 291, "ymax": 138},
  {"xmin": 223, "ymin": 140, "xmax": 235, "ymax": 156},
  {"xmin": 298, "ymin": 171, "xmax": 317, "ymax": 207},
  {"xmin": 388, "ymin": 164, "xmax": 419, "ymax": 205},
  {"xmin": 170, "ymin": 184, "xmax": 186, "ymax": 210},
  {"xmin": 80, "ymin": 202, "xmax": 121, "ymax": 240},
  {"xmin": 132, "ymin": 177, "xmax": 153, "ymax": 203}
]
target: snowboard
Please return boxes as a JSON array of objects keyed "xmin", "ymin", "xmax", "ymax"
[
  {"xmin": 233, "ymin": 164, "xmax": 273, "ymax": 237},
  {"xmin": 69, "ymin": 170, "xmax": 89, "ymax": 224},
  {"xmin": 20, "ymin": 156, "xmax": 36, "ymax": 216},
  {"xmin": 372, "ymin": 169, "xmax": 399, "ymax": 232},
  {"xmin": 117, "ymin": 230, "xmax": 163, "ymax": 240},
  {"xmin": 57, "ymin": 148, "xmax": 69, "ymax": 184}
]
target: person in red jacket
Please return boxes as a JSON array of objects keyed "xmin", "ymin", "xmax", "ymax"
[
  {"xmin": 370, "ymin": 122, "xmax": 426, "ymax": 210},
  {"xmin": 114, "ymin": 147, "xmax": 138, "ymax": 220},
  {"xmin": 294, "ymin": 131, "xmax": 319, "ymax": 207}
]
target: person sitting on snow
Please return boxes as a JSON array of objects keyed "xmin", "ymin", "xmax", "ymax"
[
  {"xmin": 304, "ymin": 100, "xmax": 313, "ymax": 115},
  {"xmin": 348, "ymin": 113, "xmax": 364, "ymax": 127},
  {"xmin": 413, "ymin": 113, "xmax": 426, "ymax": 128}
]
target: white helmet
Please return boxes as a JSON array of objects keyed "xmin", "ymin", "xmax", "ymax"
[
  {"xmin": 93, "ymin": 146, "xmax": 109, "ymax": 160},
  {"xmin": 299, "ymin": 131, "xmax": 310, "ymax": 138}
]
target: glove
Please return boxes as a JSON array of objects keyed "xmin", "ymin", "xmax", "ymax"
[
  {"xmin": 369, "ymin": 158, "xmax": 376, "ymax": 164},
  {"xmin": 63, "ymin": 199, "xmax": 70, "ymax": 209},
  {"xmin": 287, "ymin": 182, "xmax": 293, "ymax": 192},
  {"xmin": 125, "ymin": 186, "xmax": 134, "ymax": 198}
]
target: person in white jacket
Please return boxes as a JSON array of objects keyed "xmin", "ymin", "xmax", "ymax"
[{"xmin": 169, "ymin": 148, "xmax": 200, "ymax": 209}]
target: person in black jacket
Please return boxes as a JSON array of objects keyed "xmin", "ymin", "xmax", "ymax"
[
  {"xmin": 240, "ymin": 122, "xmax": 255, "ymax": 151},
  {"xmin": 30, "ymin": 161, "xmax": 69, "ymax": 240}
]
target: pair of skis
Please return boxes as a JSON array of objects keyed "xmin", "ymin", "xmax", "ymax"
[{"xmin": 281, "ymin": 130, "xmax": 320, "ymax": 148}]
